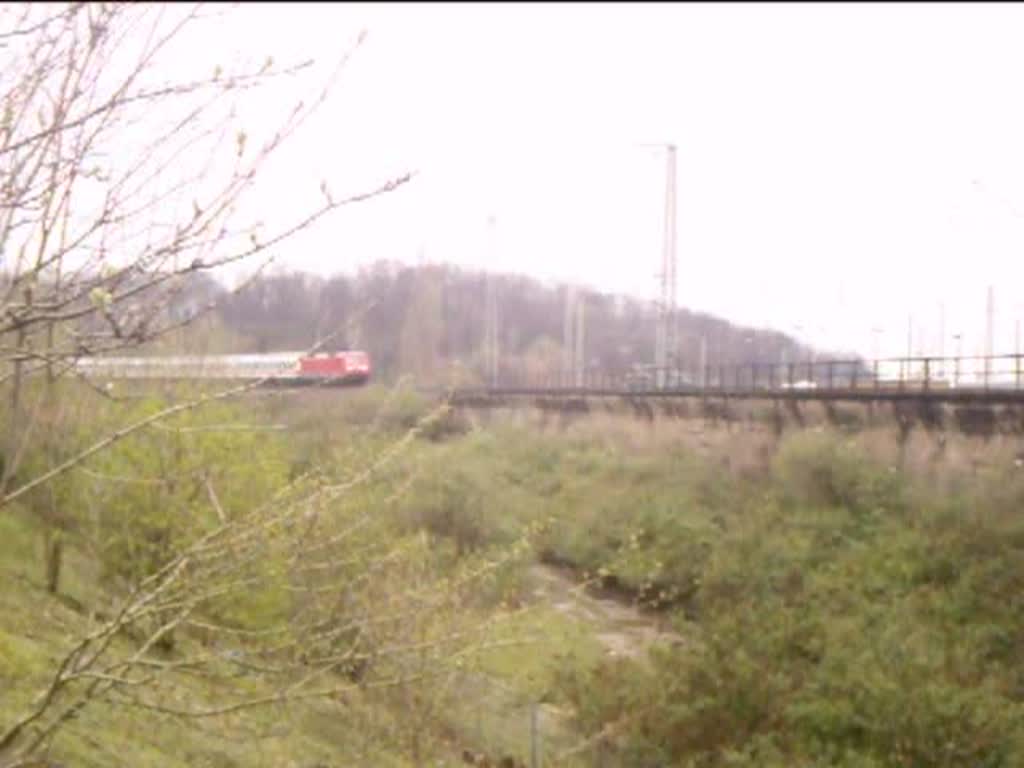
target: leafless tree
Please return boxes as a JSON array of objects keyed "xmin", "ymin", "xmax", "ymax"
[
  {"xmin": 0, "ymin": 6, "xmax": 526, "ymax": 764},
  {"xmin": 0, "ymin": 386, "xmax": 536, "ymax": 766},
  {"xmin": 0, "ymin": 1, "xmax": 410, "ymax": 499}
]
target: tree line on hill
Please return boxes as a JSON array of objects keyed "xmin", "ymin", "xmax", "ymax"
[{"xmin": 164, "ymin": 261, "xmax": 845, "ymax": 386}]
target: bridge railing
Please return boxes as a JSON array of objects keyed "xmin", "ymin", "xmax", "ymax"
[{"xmin": 491, "ymin": 354, "xmax": 1024, "ymax": 395}]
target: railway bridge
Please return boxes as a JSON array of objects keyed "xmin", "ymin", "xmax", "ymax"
[
  {"xmin": 448, "ymin": 355, "xmax": 1024, "ymax": 440},
  {"xmin": 451, "ymin": 354, "xmax": 1024, "ymax": 406}
]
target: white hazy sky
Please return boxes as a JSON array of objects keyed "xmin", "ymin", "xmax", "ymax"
[{"xmin": 184, "ymin": 2, "xmax": 1024, "ymax": 359}]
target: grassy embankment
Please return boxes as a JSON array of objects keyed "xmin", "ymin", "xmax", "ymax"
[{"xmin": 6, "ymin": 382, "xmax": 1024, "ymax": 766}]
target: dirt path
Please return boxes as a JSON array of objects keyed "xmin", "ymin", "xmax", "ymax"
[{"xmin": 528, "ymin": 563, "xmax": 684, "ymax": 659}]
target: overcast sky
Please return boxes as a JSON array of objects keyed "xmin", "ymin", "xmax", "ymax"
[{"xmin": 192, "ymin": 2, "xmax": 1024, "ymax": 359}]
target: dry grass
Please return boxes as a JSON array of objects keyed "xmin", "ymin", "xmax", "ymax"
[{"xmin": 473, "ymin": 400, "xmax": 1024, "ymax": 486}]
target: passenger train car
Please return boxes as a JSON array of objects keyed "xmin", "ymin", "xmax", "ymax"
[{"xmin": 75, "ymin": 350, "xmax": 372, "ymax": 386}]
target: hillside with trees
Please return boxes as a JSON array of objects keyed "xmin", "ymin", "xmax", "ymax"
[{"xmin": 179, "ymin": 262, "xmax": 832, "ymax": 385}]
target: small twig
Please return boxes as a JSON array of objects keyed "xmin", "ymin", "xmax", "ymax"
[{"xmin": 205, "ymin": 476, "xmax": 226, "ymax": 525}]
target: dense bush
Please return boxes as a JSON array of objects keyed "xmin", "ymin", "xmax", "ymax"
[
  {"xmin": 390, "ymin": 421, "xmax": 1024, "ymax": 765},
  {"xmin": 771, "ymin": 431, "xmax": 906, "ymax": 517},
  {"xmin": 545, "ymin": 430, "xmax": 1024, "ymax": 766}
]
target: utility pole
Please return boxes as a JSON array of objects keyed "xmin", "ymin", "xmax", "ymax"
[
  {"xmin": 651, "ymin": 144, "xmax": 678, "ymax": 388},
  {"xmin": 484, "ymin": 216, "xmax": 499, "ymax": 387},
  {"xmin": 563, "ymin": 284, "xmax": 575, "ymax": 387},
  {"xmin": 574, "ymin": 292, "xmax": 585, "ymax": 388},
  {"xmin": 985, "ymin": 285, "xmax": 995, "ymax": 383},
  {"xmin": 903, "ymin": 314, "xmax": 913, "ymax": 382},
  {"xmin": 952, "ymin": 332, "xmax": 962, "ymax": 388},
  {"xmin": 699, "ymin": 334, "xmax": 708, "ymax": 387},
  {"xmin": 985, "ymin": 285, "xmax": 995, "ymax": 355},
  {"xmin": 837, "ymin": 283, "xmax": 847, "ymax": 361},
  {"xmin": 665, "ymin": 144, "xmax": 678, "ymax": 373},
  {"xmin": 349, "ymin": 312, "xmax": 362, "ymax": 350},
  {"xmin": 938, "ymin": 301, "xmax": 946, "ymax": 381}
]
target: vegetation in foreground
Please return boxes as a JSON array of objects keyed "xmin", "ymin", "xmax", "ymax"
[
  {"xmin": 0, "ymin": 384, "xmax": 535, "ymax": 767},
  {"xmin": 403, "ymin": 408, "xmax": 1024, "ymax": 768},
  {"xmin": 5, "ymin": 382, "xmax": 1024, "ymax": 767}
]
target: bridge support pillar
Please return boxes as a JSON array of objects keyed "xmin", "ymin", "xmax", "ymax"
[
  {"xmin": 893, "ymin": 402, "xmax": 914, "ymax": 470},
  {"xmin": 771, "ymin": 400, "xmax": 784, "ymax": 439},
  {"xmin": 785, "ymin": 399, "xmax": 805, "ymax": 429}
]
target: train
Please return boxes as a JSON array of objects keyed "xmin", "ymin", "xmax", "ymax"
[
  {"xmin": 296, "ymin": 351, "xmax": 371, "ymax": 384},
  {"xmin": 74, "ymin": 350, "xmax": 372, "ymax": 386}
]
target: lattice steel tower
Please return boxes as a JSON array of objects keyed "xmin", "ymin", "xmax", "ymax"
[{"xmin": 654, "ymin": 144, "xmax": 678, "ymax": 386}]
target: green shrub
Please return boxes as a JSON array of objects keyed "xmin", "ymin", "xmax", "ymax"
[
  {"xmin": 78, "ymin": 398, "xmax": 291, "ymax": 627},
  {"xmin": 772, "ymin": 431, "xmax": 906, "ymax": 518},
  {"xmin": 532, "ymin": 430, "xmax": 1024, "ymax": 765}
]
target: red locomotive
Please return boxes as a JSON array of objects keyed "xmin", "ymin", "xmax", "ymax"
[{"xmin": 296, "ymin": 351, "xmax": 372, "ymax": 385}]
